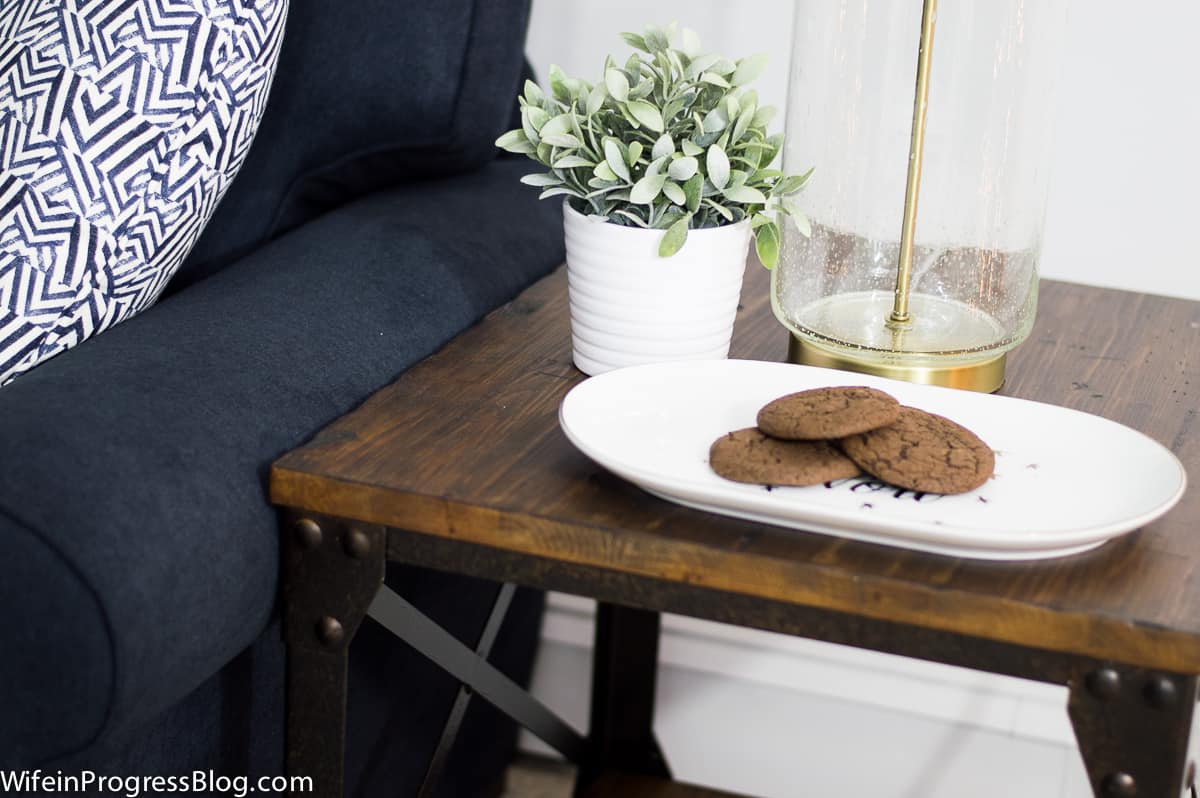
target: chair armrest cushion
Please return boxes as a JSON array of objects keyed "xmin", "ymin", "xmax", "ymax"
[{"xmin": 0, "ymin": 159, "xmax": 564, "ymax": 765}]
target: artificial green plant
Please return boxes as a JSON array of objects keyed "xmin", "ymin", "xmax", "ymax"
[{"xmin": 495, "ymin": 24, "xmax": 812, "ymax": 268}]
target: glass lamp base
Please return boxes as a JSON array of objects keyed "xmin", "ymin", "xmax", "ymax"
[{"xmin": 787, "ymin": 333, "xmax": 1007, "ymax": 393}]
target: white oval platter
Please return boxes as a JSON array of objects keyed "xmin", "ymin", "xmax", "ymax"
[{"xmin": 558, "ymin": 359, "xmax": 1187, "ymax": 561}]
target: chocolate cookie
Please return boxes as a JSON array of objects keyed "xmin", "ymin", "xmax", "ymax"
[
  {"xmin": 757, "ymin": 386, "xmax": 900, "ymax": 440},
  {"xmin": 710, "ymin": 427, "xmax": 861, "ymax": 487},
  {"xmin": 839, "ymin": 406, "xmax": 994, "ymax": 494}
]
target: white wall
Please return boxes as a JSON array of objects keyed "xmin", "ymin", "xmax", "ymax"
[
  {"xmin": 520, "ymin": 594, "xmax": 1096, "ymax": 798},
  {"xmin": 527, "ymin": 0, "xmax": 1200, "ymax": 301},
  {"xmin": 522, "ymin": 4, "xmax": 1199, "ymax": 796}
]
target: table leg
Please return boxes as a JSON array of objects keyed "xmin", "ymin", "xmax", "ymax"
[
  {"xmin": 576, "ymin": 603, "xmax": 672, "ymax": 794},
  {"xmin": 282, "ymin": 514, "xmax": 385, "ymax": 798},
  {"xmin": 1068, "ymin": 664, "xmax": 1197, "ymax": 798}
]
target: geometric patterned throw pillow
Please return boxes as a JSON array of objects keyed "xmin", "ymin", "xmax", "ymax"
[{"xmin": 0, "ymin": 0, "xmax": 287, "ymax": 385}]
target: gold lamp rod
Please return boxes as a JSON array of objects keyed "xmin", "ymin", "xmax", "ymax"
[{"xmin": 890, "ymin": 0, "xmax": 938, "ymax": 327}]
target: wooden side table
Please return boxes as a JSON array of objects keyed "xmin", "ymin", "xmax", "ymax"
[{"xmin": 272, "ymin": 261, "xmax": 1200, "ymax": 798}]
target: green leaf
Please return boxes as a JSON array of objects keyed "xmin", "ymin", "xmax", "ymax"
[
  {"xmin": 540, "ymin": 133, "xmax": 582, "ymax": 149},
  {"xmin": 553, "ymin": 154, "xmax": 594, "ymax": 169},
  {"xmin": 593, "ymin": 161, "xmax": 618, "ymax": 182},
  {"xmin": 621, "ymin": 32, "xmax": 649, "ymax": 52},
  {"xmin": 662, "ymin": 96, "xmax": 686, "ymax": 124},
  {"xmin": 618, "ymin": 101, "xmax": 643, "ymax": 130},
  {"xmin": 627, "ymin": 140, "xmax": 644, "ymax": 165},
  {"xmin": 722, "ymin": 184, "xmax": 768, "ymax": 204},
  {"xmin": 731, "ymin": 105, "xmax": 754, "ymax": 144},
  {"xmin": 708, "ymin": 57, "xmax": 737, "ymax": 75},
  {"xmin": 495, "ymin": 129, "xmax": 533, "ymax": 155},
  {"xmin": 704, "ymin": 198, "xmax": 734, "ymax": 221},
  {"xmin": 680, "ymin": 27, "xmax": 702, "ymax": 58},
  {"xmin": 524, "ymin": 106, "xmax": 551, "ymax": 132},
  {"xmin": 732, "ymin": 53, "xmax": 770, "ymax": 86},
  {"xmin": 520, "ymin": 173, "xmax": 561, "ymax": 187},
  {"xmin": 683, "ymin": 174, "xmax": 703, "ymax": 213},
  {"xmin": 539, "ymin": 186, "xmax": 582, "ymax": 200},
  {"xmin": 652, "ymin": 133, "xmax": 674, "ymax": 161},
  {"xmin": 701, "ymin": 107, "xmax": 729, "ymax": 134},
  {"xmin": 752, "ymin": 168, "xmax": 784, "ymax": 183},
  {"xmin": 681, "ymin": 140, "xmax": 703, "ymax": 158},
  {"xmin": 659, "ymin": 213, "xmax": 692, "ymax": 257},
  {"xmin": 700, "ymin": 71, "xmax": 730, "ymax": 89},
  {"xmin": 645, "ymin": 155, "xmax": 669, "ymax": 179},
  {"xmin": 540, "ymin": 114, "xmax": 574, "ymax": 139},
  {"xmin": 520, "ymin": 111, "xmax": 540, "ymax": 146},
  {"xmin": 684, "ymin": 53, "xmax": 722, "ymax": 79},
  {"xmin": 662, "ymin": 180, "xmax": 687, "ymax": 206},
  {"xmin": 630, "ymin": 173, "xmax": 667, "ymax": 204},
  {"xmin": 751, "ymin": 105, "xmax": 778, "ymax": 129},
  {"xmin": 762, "ymin": 133, "xmax": 784, "ymax": 168},
  {"xmin": 751, "ymin": 212, "xmax": 773, "ymax": 229},
  {"xmin": 613, "ymin": 209, "xmax": 650, "ymax": 227},
  {"xmin": 630, "ymin": 78, "xmax": 655, "ymax": 100},
  {"xmin": 722, "ymin": 95, "xmax": 740, "ymax": 122},
  {"xmin": 774, "ymin": 166, "xmax": 815, "ymax": 196},
  {"xmin": 740, "ymin": 89, "xmax": 759, "ymax": 118},
  {"xmin": 626, "ymin": 100, "xmax": 664, "ymax": 133},
  {"xmin": 605, "ymin": 69, "xmax": 630, "ymax": 102},
  {"xmin": 754, "ymin": 221, "xmax": 781, "ymax": 267},
  {"xmin": 523, "ymin": 80, "xmax": 544, "ymax": 106},
  {"xmin": 666, "ymin": 48, "xmax": 686, "ymax": 78},
  {"xmin": 706, "ymin": 143, "xmax": 730, "ymax": 190},
  {"xmin": 548, "ymin": 64, "xmax": 570, "ymax": 102},
  {"xmin": 667, "ymin": 156, "xmax": 698, "ymax": 181},
  {"xmin": 643, "ymin": 24, "xmax": 669, "ymax": 52},
  {"xmin": 604, "ymin": 139, "xmax": 631, "ymax": 182},
  {"xmin": 587, "ymin": 83, "xmax": 608, "ymax": 115}
]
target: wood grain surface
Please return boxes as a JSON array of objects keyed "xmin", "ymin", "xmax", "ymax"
[{"xmin": 272, "ymin": 261, "xmax": 1200, "ymax": 672}]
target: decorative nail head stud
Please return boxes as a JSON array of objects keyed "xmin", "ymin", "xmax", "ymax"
[
  {"xmin": 344, "ymin": 528, "xmax": 371, "ymax": 559},
  {"xmin": 294, "ymin": 518, "xmax": 322, "ymax": 549},
  {"xmin": 1087, "ymin": 667, "xmax": 1121, "ymax": 699},
  {"xmin": 316, "ymin": 616, "xmax": 344, "ymax": 647}
]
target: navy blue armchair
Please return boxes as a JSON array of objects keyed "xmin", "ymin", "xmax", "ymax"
[{"xmin": 0, "ymin": 2, "xmax": 562, "ymax": 794}]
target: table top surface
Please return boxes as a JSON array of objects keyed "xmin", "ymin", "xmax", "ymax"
[{"xmin": 272, "ymin": 260, "xmax": 1200, "ymax": 672}]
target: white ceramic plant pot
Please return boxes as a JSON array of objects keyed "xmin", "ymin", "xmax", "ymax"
[{"xmin": 562, "ymin": 201, "xmax": 753, "ymax": 376}]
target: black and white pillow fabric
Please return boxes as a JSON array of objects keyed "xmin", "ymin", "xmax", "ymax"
[{"xmin": 0, "ymin": 0, "xmax": 287, "ymax": 385}]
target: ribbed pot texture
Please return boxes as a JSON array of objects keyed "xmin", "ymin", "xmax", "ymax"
[{"xmin": 563, "ymin": 201, "xmax": 752, "ymax": 376}]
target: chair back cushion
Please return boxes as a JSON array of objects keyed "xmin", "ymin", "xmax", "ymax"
[{"xmin": 172, "ymin": 0, "xmax": 534, "ymax": 289}]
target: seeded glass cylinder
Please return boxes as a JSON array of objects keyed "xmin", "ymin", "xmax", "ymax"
[{"xmin": 773, "ymin": 1, "xmax": 1069, "ymax": 390}]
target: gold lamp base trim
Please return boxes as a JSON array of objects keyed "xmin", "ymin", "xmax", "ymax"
[{"xmin": 787, "ymin": 334, "xmax": 1007, "ymax": 393}]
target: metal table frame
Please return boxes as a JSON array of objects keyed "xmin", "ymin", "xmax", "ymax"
[{"xmin": 283, "ymin": 512, "xmax": 1198, "ymax": 798}]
